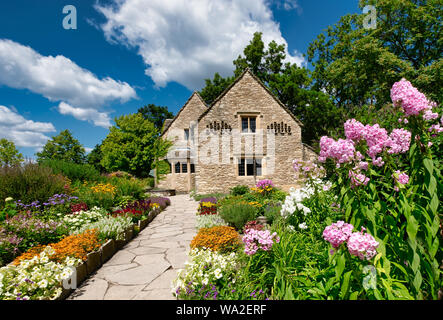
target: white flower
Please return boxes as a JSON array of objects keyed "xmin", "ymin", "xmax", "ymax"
[
  {"xmin": 214, "ymin": 268, "xmax": 223, "ymax": 279},
  {"xmin": 299, "ymin": 222, "xmax": 308, "ymax": 230},
  {"xmin": 38, "ymin": 279, "xmax": 48, "ymax": 288},
  {"xmin": 5, "ymin": 197, "xmax": 13, "ymax": 202}
]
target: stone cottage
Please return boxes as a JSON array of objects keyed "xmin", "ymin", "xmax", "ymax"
[{"xmin": 158, "ymin": 69, "xmax": 316, "ymax": 194}]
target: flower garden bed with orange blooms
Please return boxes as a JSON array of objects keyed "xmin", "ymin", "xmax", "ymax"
[
  {"xmin": 13, "ymin": 229, "xmax": 102, "ymax": 265},
  {"xmin": 190, "ymin": 226, "xmax": 241, "ymax": 253}
]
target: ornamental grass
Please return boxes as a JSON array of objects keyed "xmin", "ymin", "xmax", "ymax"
[
  {"xmin": 13, "ymin": 229, "xmax": 101, "ymax": 265},
  {"xmin": 190, "ymin": 226, "xmax": 241, "ymax": 253}
]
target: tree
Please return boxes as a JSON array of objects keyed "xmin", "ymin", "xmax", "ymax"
[
  {"xmin": 0, "ymin": 138, "xmax": 23, "ymax": 166},
  {"xmin": 199, "ymin": 73, "xmax": 234, "ymax": 105},
  {"xmin": 200, "ymin": 32, "xmax": 343, "ymax": 144},
  {"xmin": 87, "ymin": 143, "xmax": 106, "ymax": 173},
  {"xmin": 307, "ymin": 0, "xmax": 442, "ymax": 109},
  {"xmin": 100, "ymin": 113, "xmax": 172, "ymax": 177},
  {"xmin": 137, "ymin": 104, "xmax": 174, "ymax": 131},
  {"xmin": 36, "ymin": 129, "xmax": 86, "ymax": 164}
]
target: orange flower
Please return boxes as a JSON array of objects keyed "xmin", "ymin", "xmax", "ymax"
[
  {"xmin": 13, "ymin": 229, "xmax": 102, "ymax": 265},
  {"xmin": 190, "ymin": 226, "xmax": 240, "ymax": 253}
]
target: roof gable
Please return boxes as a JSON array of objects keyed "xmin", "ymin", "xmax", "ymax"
[
  {"xmin": 198, "ymin": 69, "xmax": 303, "ymax": 127},
  {"xmin": 161, "ymin": 91, "xmax": 208, "ymax": 137}
]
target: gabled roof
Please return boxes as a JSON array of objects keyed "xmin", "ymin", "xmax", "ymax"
[
  {"xmin": 161, "ymin": 91, "xmax": 208, "ymax": 137},
  {"xmin": 198, "ymin": 68, "xmax": 304, "ymax": 127}
]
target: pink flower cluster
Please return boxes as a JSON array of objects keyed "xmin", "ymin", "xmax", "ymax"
[
  {"xmin": 347, "ymin": 228, "xmax": 379, "ymax": 260},
  {"xmin": 392, "ymin": 170, "xmax": 409, "ymax": 191},
  {"xmin": 256, "ymin": 179, "xmax": 274, "ymax": 189},
  {"xmin": 321, "ymin": 119, "xmax": 412, "ymax": 167},
  {"xmin": 390, "ymin": 78, "xmax": 435, "ymax": 116},
  {"xmin": 348, "ymin": 170, "xmax": 370, "ymax": 188},
  {"xmin": 386, "ymin": 128, "xmax": 411, "ymax": 154},
  {"xmin": 323, "ymin": 222, "xmax": 379, "ymax": 260},
  {"xmin": 322, "ymin": 221, "xmax": 354, "ymax": 248},
  {"xmin": 242, "ymin": 229, "xmax": 280, "ymax": 255},
  {"xmin": 319, "ymin": 137, "xmax": 355, "ymax": 163}
]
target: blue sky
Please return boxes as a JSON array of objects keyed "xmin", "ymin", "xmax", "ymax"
[{"xmin": 0, "ymin": 0, "xmax": 360, "ymax": 159}]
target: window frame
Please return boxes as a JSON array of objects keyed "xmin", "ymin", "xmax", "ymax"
[
  {"xmin": 237, "ymin": 157, "xmax": 263, "ymax": 177},
  {"xmin": 240, "ymin": 116, "xmax": 257, "ymax": 133}
]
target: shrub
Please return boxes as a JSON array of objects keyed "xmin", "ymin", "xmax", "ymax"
[
  {"xmin": 230, "ymin": 185, "xmax": 249, "ymax": 196},
  {"xmin": 0, "ymin": 227, "xmax": 23, "ymax": 266},
  {"xmin": 219, "ymin": 203, "xmax": 257, "ymax": 231},
  {"xmin": 3, "ymin": 214, "xmax": 67, "ymax": 253},
  {"xmin": 148, "ymin": 197, "xmax": 171, "ymax": 209},
  {"xmin": 190, "ymin": 226, "xmax": 241, "ymax": 253},
  {"xmin": 196, "ymin": 214, "xmax": 228, "ymax": 229},
  {"xmin": 0, "ymin": 163, "xmax": 68, "ymax": 209},
  {"xmin": 193, "ymin": 193, "xmax": 227, "ymax": 202},
  {"xmin": 40, "ymin": 159, "xmax": 101, "ymax": 182}
]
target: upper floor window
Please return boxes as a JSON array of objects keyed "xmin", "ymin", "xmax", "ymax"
[
  {"xmin": 184, "ymin": 129, "xmax": 190, "ymax": 141},
  {"xmin": 241, "ymin": 117, "xmax": 256, "ymax": 133}
]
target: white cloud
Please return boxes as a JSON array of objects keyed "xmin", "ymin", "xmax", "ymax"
[
  {"xmin": 96, "ymin": 0, "xmax": 306, "ymax": 90},
  {"xmin": 0, "ymin": 39, "xmax": 137, "ymax": 126},
  {"xmin": 58, "ymin": 102, "xmax": 112, "ymax": 128},
  {"xmin": 277, "ymin": 0, "xmax": 300, "ymax": 11},
  {"xmin": 0, "ymin": 105, "xmax": 56, "ymax": 149}
]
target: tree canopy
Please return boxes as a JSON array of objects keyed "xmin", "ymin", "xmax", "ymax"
[
  {"xmin": 137, "ymin": 104, "xmax": 174, "ymax": 131},
  {"xmin": 307, "ymin": 0, "xmax": 442, "ymax": 109},
  {"xmin": 0, "ymin": 138, "xmax": 23, "ymax": 166},
  {"xmin": 36, "ymin": 129, "xmax": 86, "ymax": 164},
  {"xmin": 199, "ymin": 32, "xmax": 341, "ymax": 144},
  {"xmin": 100, "ymin": 113, "xmax": 172, "ymax": 177}
]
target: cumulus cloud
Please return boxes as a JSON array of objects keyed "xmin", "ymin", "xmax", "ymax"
[
  {"xmin": 58, "ymin": 102, "xmax": 112, "ymax": 128},
  {"xmin": 0, "ymin": 39, "xmax": 137, "ymax": 125},
  {"xmin": 96, "ymin": 0, "xmax": 306, "ymax": 90},
  {"xmin": 0, "ymin": 105, "xmax": 56, "ymax": 149}
]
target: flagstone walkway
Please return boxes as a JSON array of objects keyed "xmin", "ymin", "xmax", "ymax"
[{"xmin": 68, "ymin": 194, "xmax": 198, "ymax": 300}]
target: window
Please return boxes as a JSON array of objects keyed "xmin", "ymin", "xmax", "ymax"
[
  {"xmin": 238, "ymin": 158, "xmax": 262, "ymax": 176},
  {"xmin": 174, "ymin": 162, "xmax": 181, "ymax": 173},
  {"xmin": 181, "ymin": 163, "xmax": 188, "ymax": 173},
  {"xmin": 184, "ymin": 129, "xmax": 190, "ymax": 141},
  {"xmin": 241, "ymin": 117, "xmax": 257, "ymax": 133},
  {"xmin": 190, "ymin": 163, "xmax": 195, "ymax": 173}
]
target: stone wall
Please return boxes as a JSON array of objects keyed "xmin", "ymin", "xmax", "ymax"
[
  {"xmin": 195, "ymin": 71, "xmax": 304, "ymax": 194},
  {"xmin": 160, "ymin": 92, "xmax": 207, "ymax": 192}
]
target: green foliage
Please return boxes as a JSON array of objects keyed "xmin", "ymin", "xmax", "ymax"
[
  {"xmin": 100, "ymin": 113, "xmax": 165, "ymax": 178},
  {"xmin": 219, "ymin": 203, "xmax": 257, "ymax": 230},
  {"xmin": 72, "ymin": 177, "xmax": 145, "ymax": 211},
  {"xmin": 230, "ymin": 185, "xmax": 250, "ymax": 196},
  {"xmin": 87, "ymin": 143, "xmax": 106, "ymax": 173},
  {"xmin": 137, "ymin": 104, "xmax": 174, "ymax": 131},
  {"xmin": 191, "ymin": 192, "xmax": 228, "ymax": 202},
  {"xmin": 36, "ymin": 129, "xmax": 86, "ymax": 164},
  {"xmin": 0, "ymin": 163, "xmax": 67, "ymax": 208},
  {"xmin": 40, "ymin": 159, "xmax": 101, "ymax": 182},
  {"xmin": 0, "ymin": 139, "xmax": 23, "ymax": 166},
  {"xmin": 307, "ymin": 0, "xmax": 442, "ymax": 109},
  {"xmin": 199, "ymin": 73, "xmax": 234, "ymax": 105},
  {"xmin": 199, "ymin": 32, "xmax": 342, "ymax": 145}
]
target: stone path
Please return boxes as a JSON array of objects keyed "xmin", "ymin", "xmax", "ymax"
[{"xmin": 68, "ymin": 194, "xmax": 198, "ymax": 300}]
